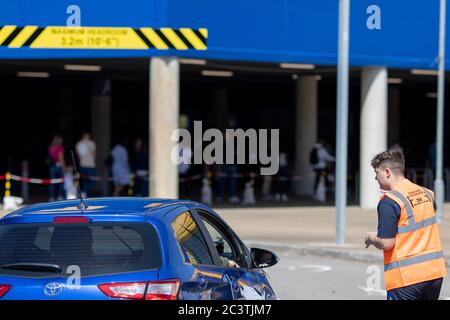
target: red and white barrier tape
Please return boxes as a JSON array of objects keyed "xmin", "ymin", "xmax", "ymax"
[
  {"xmin": 1, "ymin": 172, "xmax": 315, "ymax": 185},
  {"xmin": 10, "ymin": 175, "xmax": 64, "ymax": 184}
]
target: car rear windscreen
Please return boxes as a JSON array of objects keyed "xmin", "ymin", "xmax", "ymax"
[{"xmin": 0, "ymin": 222, "xmax": 162, "ymax": 277}]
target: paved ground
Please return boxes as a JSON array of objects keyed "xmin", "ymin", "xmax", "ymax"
[
  {"xmin": 264, "ymin": 251, "xmax": 450, "ymax": 300},
  {"xmin": 215, "ymin": 204, "xmax": 450, "ymax": 261}
]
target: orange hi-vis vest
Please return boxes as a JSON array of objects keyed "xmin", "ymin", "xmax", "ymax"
[{"xmin": 382, "ymin": 179, "xmax": 447, "ymax": 291}]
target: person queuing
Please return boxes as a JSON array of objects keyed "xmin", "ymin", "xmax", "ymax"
[
  {"xmin": 75, "ymin": 131, "xmax": 97, "ymax": 197},
  {"xmin": 310, "ymin": 140, "xmax": 335, "ymax": 196},
  {"xmin": 47, "ymin": 135, "xmax": 65, "ymax": 201},
  {"xmin": 111, "ymin": 139, "xmax": 131, "ymax": 197}
]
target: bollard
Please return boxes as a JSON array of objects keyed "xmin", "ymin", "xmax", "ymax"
[
  {"xmin": 4, "ymin": 172, "xmax": 11, "ymax": 197},
  {"xmin": 128, "ymin": 174, "xmax": 135, "ymax": 196}
]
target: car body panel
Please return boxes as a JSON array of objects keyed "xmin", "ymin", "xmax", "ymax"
[{"xmin": 0, "ymin": 197, "xmax": 277, "ymax": 300}]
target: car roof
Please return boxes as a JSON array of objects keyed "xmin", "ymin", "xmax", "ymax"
[{"xmin": 1, "ymin": 197, "xmax": 200, "ymax": 221}]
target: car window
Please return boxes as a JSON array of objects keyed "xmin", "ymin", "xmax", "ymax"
[
  {"xmin": 197, "ymin": 212, "xmax": 245, "ymax": 268},
  {"xmin": 171, "ymin": 211, "xmax": 213, "ymax": 266},
  {"xmin": 0, "ymin": 222, "xmax": 162, "ymax": 277}
]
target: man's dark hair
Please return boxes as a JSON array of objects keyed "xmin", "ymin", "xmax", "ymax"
[{"xmin": 371, "ymin": 150, "xmax": 405, "ymax": 175}]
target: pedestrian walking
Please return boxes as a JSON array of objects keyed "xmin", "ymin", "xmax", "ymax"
[
  {"xmin": 365, "ymin": 150, "xmax": 447, "ymax": 300},
  {"xmin": 310, "ymin": 140, "xmax": 335, "ymax": 195},
  {"xmin": 75, "ymin": 131, "xmax": 96, "ymax": 197},
  {"xmin": 47, "ymin": 135, "xmax": 65, "ymax": 201},
  {"xmin": 111, "ymin": 139, "xmax": 131, "ymax": 197}
]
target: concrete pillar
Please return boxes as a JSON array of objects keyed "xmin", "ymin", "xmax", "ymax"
[
  {"xmin": 388, "ymin": 86, "xmax": 400, "ymax": 146},
  {"xmin": 360, "ymin": 67, "xmax": 388, "ymax": 209},
  {"xmin": 294, "ymin": 76, "xmax": 318, "ymax": 196},
  {"xmin": 149, "ymin": 57, "xmax": 179, "ymax": 198},
  {"xmin": 91, "ymin": 76, "xmax": 111, "ymax": 196}
]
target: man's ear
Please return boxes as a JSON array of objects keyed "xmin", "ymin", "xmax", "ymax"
[{"xmin": 385, "ymin": 168, "xmax": 391, "ymax": 178}]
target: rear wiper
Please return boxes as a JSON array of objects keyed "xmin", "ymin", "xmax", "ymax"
[{"xmin": 0, "ymin": 263, "xmax": 63, "ymax": 273}]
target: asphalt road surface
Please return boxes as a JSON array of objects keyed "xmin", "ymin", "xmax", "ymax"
[{"xmin": 264, "ymin": 252, "xmax": 450, "ymax": 300}]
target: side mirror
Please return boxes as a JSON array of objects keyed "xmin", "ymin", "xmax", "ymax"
[{"xmin": 250, "ymin": 248, "xmax": 279, "ymax": 268}]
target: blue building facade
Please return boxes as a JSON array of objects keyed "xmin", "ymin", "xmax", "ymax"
[{"xmin": 0, "ymin": 0, "xmax": 444, "ymax": 69}]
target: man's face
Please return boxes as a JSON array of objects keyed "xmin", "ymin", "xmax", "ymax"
[{"xmin": 374, "ymin": 166, "xmax": 390, "ymax": 190}]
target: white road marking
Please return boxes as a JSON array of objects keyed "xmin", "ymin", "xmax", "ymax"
[
  {"xmin": 299, "ymin": 265, "xmax": 332, "ymax": 272},
  {"xmin": 287, "ymin": 266, "xmax": 297, "ymax": 271},
  {"xmin": 357, "ymin": 286, "xmax": 387, "ymax": 296}
]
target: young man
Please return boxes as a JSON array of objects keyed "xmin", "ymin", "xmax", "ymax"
[
  {"xmin": 75, "ymin": 132, "xmax": 97, "ymax": 197},
  {"xmin": 311, "ymin": 140, "xmax": 335, "ymax": 195},
  {"xmin": 365, "ymin": 150, "xmax": 447, "ymax": 300}
]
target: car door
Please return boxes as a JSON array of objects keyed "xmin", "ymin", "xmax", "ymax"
[
  {"xmin": 169, "ymin": 209, "xmax": 233, "ymax": 300},
  {"xmin": 193, "ymin": 209, "xmax": 276, "ymax": 300}
]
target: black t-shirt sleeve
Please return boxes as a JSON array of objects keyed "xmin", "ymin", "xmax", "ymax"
[{"xmin": 377, "ymin": 197, "xmax": 401, "ymax": 238}]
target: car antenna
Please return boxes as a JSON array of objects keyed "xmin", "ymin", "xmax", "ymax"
[{"xmin": 71, "ymin": 150, "xmax": 88, "ymax": 211}]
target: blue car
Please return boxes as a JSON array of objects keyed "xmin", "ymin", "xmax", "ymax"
[{"xmin": 0, "ymin": 198, "xmax": 278, "ymax": 300}]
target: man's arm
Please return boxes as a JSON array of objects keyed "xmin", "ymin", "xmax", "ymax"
[
  {"xmin": 365, "ymin": 198, "xmax": 399, "ymax": 251},
  {"xmin": 365, "ymin": 232, "xmax": 395, "ymax": 250}
]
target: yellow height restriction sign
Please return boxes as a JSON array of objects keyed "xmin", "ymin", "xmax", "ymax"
[{"xmin": 0, "ymin": 25, "xmax": 208, "ymax": 50}]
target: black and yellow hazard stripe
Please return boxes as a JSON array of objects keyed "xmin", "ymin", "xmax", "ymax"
[
  {"xmin": 0, "ymin": 25, "xmax": 207, "ymax": 50},
  {"xmin": 135, "ymin": 27, "xmax": 207, "ymax": 50}
]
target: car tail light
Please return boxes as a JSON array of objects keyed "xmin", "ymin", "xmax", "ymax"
[
  {"xmin": 53, "ymin": 217, "xmax": 89, "ymax": 224},
  {"xmin": 98, "ymin": 282, "xmax": 147, "ymax": 299},
  {"xmin": 98, "ymin": 280, "xmax": 180, "ymax": 300},
  {"xmin": 0, "ymin": 285, "xmax": 11, "ymax": 298},
  {"xmin": 145, "ymin": 280, "xmax": 181, "ymax": 300}
]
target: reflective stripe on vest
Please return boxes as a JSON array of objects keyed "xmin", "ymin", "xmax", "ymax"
[
  {"xmin": 398, "ymin": 216, "xmax": 438, "ymax": 234},
  {"xmin": 384, "ymin": 251, "xmax": 444, "ymax": 271},
  {"xmin": 421, "ymin": 187, "xmax": 434, "ymax": 203},
  {"xmin": 389, "ymin": 187, "xmax": 437, "ymax": 234},
  {"xmin": 389, "ymin": 190, "xmax": 415, "ymax": 225}
]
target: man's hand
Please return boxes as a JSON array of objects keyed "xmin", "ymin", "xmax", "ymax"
[
  {"xmin": 365, "ymin": 232, "xmax": 377, "ymax": 248},
  {"xmin": 365, "ymin": 232, "xmax": 395, "ymax": 250},
  {"xmin": 228, "ymin": 260, "xmax": 240, "ymax": 268}
]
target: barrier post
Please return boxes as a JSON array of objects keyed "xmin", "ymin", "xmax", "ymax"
[
  {"xmin": 128, "ymin": 174, "xmax": 135, "ymax": 196},
  {"xmin": 4, "ymin": 172, "xmax": 11, "ymax": 197}
]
